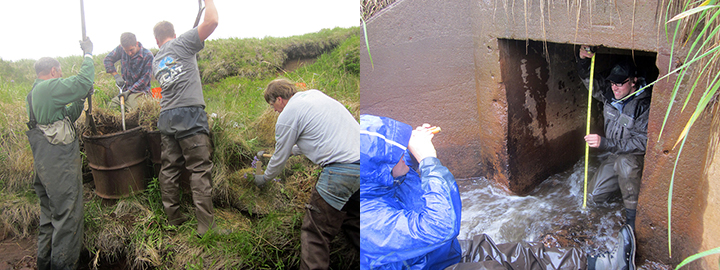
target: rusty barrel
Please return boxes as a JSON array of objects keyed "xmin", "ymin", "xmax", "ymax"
[
  {"xmin": 147, "ymin": 130, "xmax": 162, "ymax": 168},
  {"xmin": 83, "ymin": 126, "xmax": 148, "ymax": 199}
]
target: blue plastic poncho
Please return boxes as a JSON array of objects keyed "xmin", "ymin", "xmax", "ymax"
[{"xmin": 360, "ymin": 115, "xmax": 462, "ymax": 270}]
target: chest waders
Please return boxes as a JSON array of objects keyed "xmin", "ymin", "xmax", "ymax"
[{"xmin": 27, "ymin": 91, "xmax": 84, "ymax": 270}]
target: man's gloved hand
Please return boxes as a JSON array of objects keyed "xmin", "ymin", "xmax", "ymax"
[
  {"xmin": 254, "ymin": 174, "xmax": 267, "ymax": 187},
  {"xmin": 114, "ymin": 74, "xmax": 126, "ymax": 88},
  {"xmin": 117, "ymin": 90, "xmax": 131, "ymax": 101},
  {"xmin": 86, "ymin": 87, "xmax": 95, "ymax": 98},
  {"xmin": 80, "ymin": 37, "xmax": 93, "ymax": 55}
]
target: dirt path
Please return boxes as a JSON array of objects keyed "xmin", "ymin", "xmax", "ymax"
[{"xmin": 0, "ymin": 237, "xmax": 36, "ymax": 270}]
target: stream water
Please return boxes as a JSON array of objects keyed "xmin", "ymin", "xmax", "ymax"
[{"xmin": 457, "ymin": 159, "xmax": 625, "ymax": 256}]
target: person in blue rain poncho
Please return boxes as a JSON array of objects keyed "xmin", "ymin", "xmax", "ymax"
[
  {"xmin": 360, "ymin": 115, "xmax": 637, "ymax": 270},
  {"xmin": 360, "ymin": 114, "xmax": 462, "ymax": 269}
]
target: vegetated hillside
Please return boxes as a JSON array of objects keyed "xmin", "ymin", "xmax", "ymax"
[
  {"xmin": 0, "ymin": 27, "xmax": 359, "ymax": 269},
  {"xmin": 198, "ymin": 27, "xmax": 358, "ymax": 83}
]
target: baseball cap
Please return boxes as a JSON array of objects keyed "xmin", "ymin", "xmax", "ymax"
[{"xmin": 606, "ymin": 60, "xmax": 636, "ymax": 83}]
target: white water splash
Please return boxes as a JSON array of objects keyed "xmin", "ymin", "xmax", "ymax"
[{"xmin": 457, "ymin": 159, "xmax": 624, "ymax": 254}]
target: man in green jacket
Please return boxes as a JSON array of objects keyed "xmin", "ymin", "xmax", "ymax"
[{"xmin": 26, "ymin": 37, "xmax": 94, "ymax": 270}]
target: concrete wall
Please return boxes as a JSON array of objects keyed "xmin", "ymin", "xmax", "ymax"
[
  {"xmin": 360, "ymin": 0, "xmax": 720, "ymax": 266},
  {"xmin": 360, "ymin": 0, "xmax": 484, "ymax": 178},
  {"xmin": 634, "ymin": 44, "xmax": 720, "ymax": 267},
  {"xmin": 700, "ymin": 109, "xmax": 720, "ymax": 268},
  {"xmin": 498, "ymin": 39, "xmax": 591, "ymax": 194}
]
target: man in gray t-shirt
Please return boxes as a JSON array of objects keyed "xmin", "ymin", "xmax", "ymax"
[
  {"xmin": 256, "ymin": 79, "xmax": 359, "ymax": 269},
  {"xmin": 151, "ymin": 0, "xmax": 219, "ymax": 236}
]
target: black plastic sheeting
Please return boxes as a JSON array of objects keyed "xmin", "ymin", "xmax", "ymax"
[{"xmin": 445, "ymin": 234, "xmax": 586, "ymax": 270}]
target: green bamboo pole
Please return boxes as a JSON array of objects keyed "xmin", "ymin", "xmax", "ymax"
[{"xmin": 583, "ymin": 53, "xmax": 596, "ymax": 209}]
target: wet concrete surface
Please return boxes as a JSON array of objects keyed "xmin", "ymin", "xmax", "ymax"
[{"xmin": 500, "ymin": 39, "xmax": 590, "ymax": 195}]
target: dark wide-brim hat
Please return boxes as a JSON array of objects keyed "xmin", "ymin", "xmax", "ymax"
[{"xmin": 607, "ymin": 60, "xmax": 637, "ymax": 83}]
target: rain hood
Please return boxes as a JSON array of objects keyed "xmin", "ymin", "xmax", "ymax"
[{"xmin": 360, "ymin": 114, "xmax": 462, "ymax": 270}]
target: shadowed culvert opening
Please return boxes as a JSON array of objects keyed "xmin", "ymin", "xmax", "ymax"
[
  {"xmin": 498, "ymin": 38, "xmax": 658, "ymax": 195},
  {"xmin": 460, "ymin": 38, "xmax": 659, "ymax": 255}
]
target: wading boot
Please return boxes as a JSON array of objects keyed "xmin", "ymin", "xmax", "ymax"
[
  {"xmin": 587, "ymin": 224, "xmax": 636, "ymax": 270},
  {"xmin": 625, "ymin": 208, "xmax": 637, "ymax": 231}
]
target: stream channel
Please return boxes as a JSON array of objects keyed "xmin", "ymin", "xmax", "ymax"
[{"xmin": 457, "ymin": 159, "xmax": 625, "ymax": 256}]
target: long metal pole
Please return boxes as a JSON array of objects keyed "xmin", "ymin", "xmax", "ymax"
[
  {"xmin": 80, "ymin": 0, "xmax": 86, "ymax": 39},
  {"xmin": 80, "ymin": 0, "xmax": 97, "ymax": 134}
]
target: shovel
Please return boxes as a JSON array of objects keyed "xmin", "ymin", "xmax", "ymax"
[{"xmin": 117, "ymin": 84, "xmax": 126, "ymax": 131}]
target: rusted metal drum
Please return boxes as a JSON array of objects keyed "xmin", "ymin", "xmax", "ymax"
[
  {"xmin": 83, "ymin": 126, "xmax": 148, "ymax": 199},
  {"xmin": 146, "ymin": 130, "xmax": 162, "ymax": 165}
]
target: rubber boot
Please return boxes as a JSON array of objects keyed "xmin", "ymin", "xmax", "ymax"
[
  {"xmin": 588, "ymin": 224, "xmax": 636, "ymax": 270},
  {"xmin": 625, "ymin": 208, "xmax": 636, "ymax": 231}
]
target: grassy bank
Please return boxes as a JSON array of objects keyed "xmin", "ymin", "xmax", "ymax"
[{"xmin": 0, "ymin": 27, "xmax": 359, "ymax": 269}]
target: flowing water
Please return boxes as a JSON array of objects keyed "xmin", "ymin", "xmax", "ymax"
[{"xmin": 457, "ymin": 160, "xmax": 625, "ymax": 256}]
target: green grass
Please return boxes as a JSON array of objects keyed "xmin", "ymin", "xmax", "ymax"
[
  {"xmin": 0, "ymin": 26, "xmax": 359, "ymax": 269},
  {"xmin": 202, "ymin": 32, "xmax": 361, "ymax": 131}
]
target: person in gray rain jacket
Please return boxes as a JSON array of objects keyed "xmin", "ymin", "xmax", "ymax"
[{"xmin": 577, "ymin": 45, "xmax": 652, "ymax": 231}]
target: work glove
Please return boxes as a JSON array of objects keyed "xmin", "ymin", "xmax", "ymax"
[
  {"xmin": 79, "ymin": 37, "xmax": 93, "ymax": 55},
  {"xmin": 117, "ymin": 90, "xmax": 131, "ymax": 101},
  {"xmin": 114, "ymin": 74, "xmax": 126, "ymax": 88},
  {"xmin": 254, "ymin": 174, "xmax": 267, "ymax": 187},
  {"xmin": 85, "ymin": 87, "xmax": 95, "ymax": 98}
]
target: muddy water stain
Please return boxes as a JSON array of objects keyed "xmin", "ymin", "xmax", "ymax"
[{"xmin": 457, "ymin": 160, "xmax": 624, "ymax": 255}]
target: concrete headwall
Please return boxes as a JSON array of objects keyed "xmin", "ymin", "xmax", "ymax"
[
  {"xmin": 639, "ymin": 73, "xmax": 719, "ymax": 268},
  {"xmin": 700, "ymin": 109, "xmax": 720, "ymax": 269},
  {"xmin": 360, "ymin": 0, "xmax": 484, "ymax": 178},
  {"xmin": 360, "ymin": 0, "xmax": 720, "ymax": 267}
]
